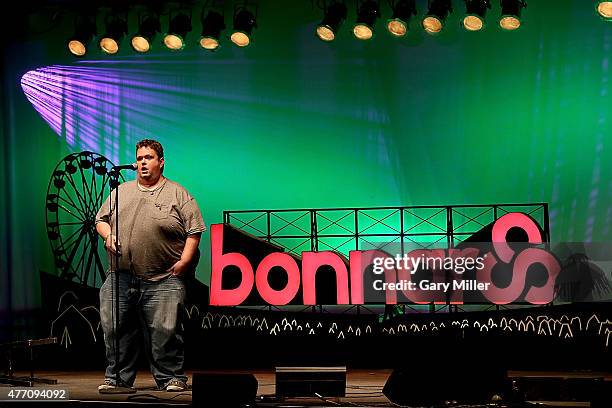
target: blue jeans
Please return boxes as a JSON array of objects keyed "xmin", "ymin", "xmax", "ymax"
[{"xmin": 99, "ymin": 272, "xmax": 187, "ymax": 388}]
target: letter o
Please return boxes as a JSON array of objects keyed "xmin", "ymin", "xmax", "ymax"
[
  {"xmin": 492, "ymin": 212, "xmax": 543, "ymax": 263},
  {"xmin": 255, "ymin": 253, "xmax": 300, "ymax": 305}
]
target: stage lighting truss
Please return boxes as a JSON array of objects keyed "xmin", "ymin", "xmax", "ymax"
[
  {"xmin": 462, "ymin": 0, "xmax": 490, "ymax": 31},
  {"xmin": 62, "ymin": 0, "xmax": 544, "ymax": 56},
  {"xmin": 67, "ymin": 13, "xmax": 96, "ymax": 57},
  {"xmin": 164, "ymin": 9, "xmax": 193, "ymax": 50},
  {"xmin": 596, "ymin": 1, "xmax": 612, "ymax": 20},
  {"xmin": 100, "ymin": 11, "xmax": 128, "ymax": 55},
  {"xmin": 387, "ymin": 0, "xmax": 417, "ymax": 37},
  {"xmin": 316, "ymin": 1, "xmax": 348, "ymax": 42},
  {"xmin": 131, "ymin": 12, "xmax": 161, "ymax": 53},
  {"xmin": 422, "ymin": 0, "xmax": 453, "ymax": 34},
  {"xmin": 499, "ymin": 0, "xmax": 527, "ymax": 31},
  {"xmin": 200, "ymin": 1, "xmax": 226, "ymax": 51},
  {"xmin": 353, "ymin": 0, "xmax": 380, "ymax": 40},
  {"xmin": 231, "ymin": 3, "xmax": 257, "ymax": 47}
]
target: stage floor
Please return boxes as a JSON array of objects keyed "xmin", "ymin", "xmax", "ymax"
[
  {"xmin": 2, "ymin": 369, "xmax": 391, "ymax": 406},
  {"xmin": 1, "ymin": 369, "xmax": 608, "ymax": 407}
]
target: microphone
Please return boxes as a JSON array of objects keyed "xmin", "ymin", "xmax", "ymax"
[{"xmin": 111, "ymin": 163, "xmax": 137, "ymax": 171}]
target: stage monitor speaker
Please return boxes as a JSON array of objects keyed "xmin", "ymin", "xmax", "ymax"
[
  {"xmin": 383, "ymin": 365, "xmax": 507, "ymax": 406},
  {"xmin": 192, "ymin": 372, "xmax": 258, "ymax": 407},
  {"xmin": 275, "ymin": 366, "xmax": 346, "ymax": 398},
  {"xmin": 513, "ymin": 376, "xmax": 607, "ymax": 404},
  {"xmin": 591, "ymin": 378, "xmax": 612, "ymax": 408}
]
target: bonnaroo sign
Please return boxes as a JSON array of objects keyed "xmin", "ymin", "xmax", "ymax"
[{"xmin": 209, "ymin": 213, "xmax": 561, "ymax": 306}]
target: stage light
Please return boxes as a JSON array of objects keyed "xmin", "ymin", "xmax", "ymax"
[
  {"xmin": 67, "ymin": 14, "xmax": 96, "ymax": 57},
  {"xmin": 164, "ymin": 12, "xmax": 192, "ymax": 50},
  {"xmin": 462, "ymin": 0, "xmax": 490, "ymax": 31},
  {"xmin": 316, "ymin": 1, "xmax": 347, "ymax": 42},
  {"xmin": 200, "ymin": 10, "xmax": 225, "ymax": 50},
  {"xmin": 596, "ymin": 1, "xmax": 612, "ymax": 20},
  {"xmin": 231, "ymin": 6, "xmax": 257, "ymax": 47},
  {"xmin": 100, "ymin": 13, "xmax": 128, "ymax": 55},
  {"xmin": 499, "ymin": 0, "xmax": 526, "ymax": 30},
  {"xmin": 353, "ymin": 0, "xmax": 380, "ymax": 40},
  {"xmin": 387, "ymin": 0, "xmax": 417, "ymax": 37},
  {"xmin": 422, "ymin": 0, "xmax": 453, "ymax": 34},
  {"xmin": 131, "ymin": 13, "xmax": 161, "ymax": 53}
]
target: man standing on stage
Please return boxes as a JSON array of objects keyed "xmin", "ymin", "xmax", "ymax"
[{"xmin": 95, "ymin": 139, "xmax": 206, "ymax": 393}]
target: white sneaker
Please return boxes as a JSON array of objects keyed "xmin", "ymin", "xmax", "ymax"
[
  {"xmin": 98, "ymin": 379, "xmax": 136, "ymax": 394},
  {"xmin": 165, "ymin": 379, "xmax": 188, "ymax": 392}
]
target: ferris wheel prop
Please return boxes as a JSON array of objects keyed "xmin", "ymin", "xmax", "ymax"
[{"xmin": 45, "ymin": 151, "xmax": 124, "ymax": 287}]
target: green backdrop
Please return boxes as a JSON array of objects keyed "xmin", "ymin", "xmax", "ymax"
[{"xmin": 1, "ymin": 0, "xmax": 610, "ymax": 313}]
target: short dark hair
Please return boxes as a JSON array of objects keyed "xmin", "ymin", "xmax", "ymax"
[{"xmin": 136, "ymin": 139, "xmax": 164, "ymax": 159}]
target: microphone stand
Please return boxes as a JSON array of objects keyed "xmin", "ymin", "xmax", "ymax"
[{"xmin": 107, "ymin": 166, "xmax": 127, "ymax": 388}]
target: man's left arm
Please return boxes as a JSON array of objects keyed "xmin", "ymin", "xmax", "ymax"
[{"xmin": 168, "ymin": 233, "xmax": 202, "ymax": 276}]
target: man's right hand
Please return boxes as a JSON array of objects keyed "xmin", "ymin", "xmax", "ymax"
[{"xmin": 105, "ymin": 234, "xmax": 121, "ymax": 255}]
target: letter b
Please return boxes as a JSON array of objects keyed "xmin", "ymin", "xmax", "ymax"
[{"xmin": 209, "ymin": 224, "xmax": 255, "ymax": 306}]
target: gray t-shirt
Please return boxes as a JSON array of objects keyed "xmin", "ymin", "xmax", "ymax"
[{"xmin": 95, "ymin": 178, "xmax": 206, "ymax": 281}]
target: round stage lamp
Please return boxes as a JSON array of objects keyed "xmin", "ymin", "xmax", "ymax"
[
  {"xmin": 200, "ymin": 37, "xmax": 219, "ymax": 50},
  {"xmin": 386, "ymin": 0, "xmax": 416, "ymax": 37},
  {"xmin": 100, "ymin": 14, "xmax": 127, "ymax": 55},
  {"xmin": 422, "ymin": 0, "xmax": 452, "ymax": 34},
  {"xmin": 163, "ymin": 34, "xmax": 184, "ymax": 50},
  {"xmin": 200, "ymin": 10, "xmax": 225, "ymax": 51},
  {"xmin": 499, "ymin": 15, "xmax": 520, "ymax": 30},
  {"xmin": 67, "ymin": 14, "xmax": 96, "ymax": 57},
  {"xmin": 230, "ymin": 31, "xmax": 250, "ymax": 47},
  {"xmin": 164, "ymin": 12, "xmax": 192, "ymax": 51},
  {"xmin": 353, "ymin": 0, "xmax": 379, "ymax": 40},
  {"xmin": 422, "ymin": 16, "xmax": 443, "ymax": 33},
  {"xmin": 499, "ymin": 0, "xmax": 526, "ymax": 31},
  {"xmin": 316, "ymin": 25, "xmax": 335, "ymax": 41},
  {"xmin": 231, "ymin": 8, "xmax": 256, "ymax": 47},
  {"xmin": 387, "ymin": 19, "xmax": 407, "ymax": 36},
  {"xmin": 68, "ymin": 40, "xmax": 87, "ymax": 57},
  {"xmin": 316, "ymin": 1, "xmax": 347, "ymax": 42},
  {"xmin": 353, "ymin": 24, "xmax": 373, "ymax": 40},
  {"xmin": 462, "ymin": 0, "xmax": 490, "ymax": 32},
  {"xmin": 463, "ymin": 15, "xmax": 484, "ymax": 31},
  {"xmin": 100, "ymin": 37, "xmax": 119, "ymax": 54},
  {"xmin": 597, "ymin": 1, "xmax": 612, "ymax": 19},
  {"xmin": 131, "ymin": 14, "xmax": 160, "ymax": 53},
  {"xmin": 131, "ymin": 36, "xmax": 150, "ymax": 53}
]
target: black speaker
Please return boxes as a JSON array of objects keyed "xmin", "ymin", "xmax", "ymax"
[
  {"xmin": 192, "ymin": 372, "xmax": 258, "ymax": 407},
  {"xmin": 275, "ymin": 366, "xmax": 346, "ymax": 398},
  {"xmin": 383, "ymin": 364, "xmax": 507, "ymax": 406},
  {"xmin": 591, "ymin": 379, "xmax": 612, "ymax": 408},
  {"xmin": 514, "ymin": 376, "xmax": 607, "ymax": 404}
]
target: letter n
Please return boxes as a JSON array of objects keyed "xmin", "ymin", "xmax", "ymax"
[{"xmin": 302, "ymin": 252, "xmax": 350, "ymax": 305}]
